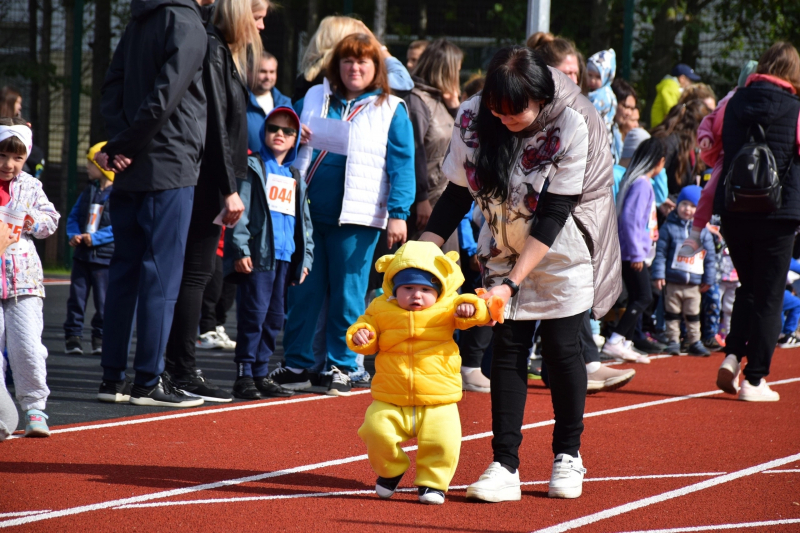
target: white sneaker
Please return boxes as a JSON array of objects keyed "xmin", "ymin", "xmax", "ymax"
[
  {"xmin": 196, "ymin": 331, "xmax": 222, "ymax": 349},
  {"xmin": 716, "ymin": 354, "xmax": 740, "ymax": 394},
  {"xmin": 602, "ymin": 338, "xmax": 650, "ymax": 364},
  {"xmin": 548, "ymin": 453, "xmax": 586, "ymax": 498},
  {"xmin": 215, "ymin": 326, "xmax": 236, "ymax": 350},
  {"xmin": 462, "ymin": 367, "xmax": 491, "ymax": 393},
  {"xmin": 587, "ymin": 365, "xmax": 635, "ymax": 394},
  {"xmin": 592, "ymin": 334, "xmax": 605, "ymax": 349},
  {"xmin": 738, "ymin": 378, "xmax": 780, "ymax": 402},
  {"xmin": 465, "ymin": 462, "xmax": 521, "ymax": 502}
]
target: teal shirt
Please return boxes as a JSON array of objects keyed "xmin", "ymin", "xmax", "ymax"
[{"xmin": 293, "ymin": 90, "xmax": 415, "ymax": 226}]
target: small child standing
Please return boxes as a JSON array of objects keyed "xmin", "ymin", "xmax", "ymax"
[
  {"xmin": 64, "ymin": 142, "xmax": 114, "ymax": 355},
  {"xmin": 586, "ymin": 48, "xmax": 618, "ymax": 152},
  {"xmin": 225, "ymin": 107, "xmax": 313, "ymax": 400},
  {"xmin": 349, "ymin": 241, "xmax": 494, "ymax": 505},
  {"xmin": 652, "ymin": 185, "xmax": 716, "ymax": 356},
  {"xmin": 0, "ymin": 118, "xmax": 60, "ymax": 437}
]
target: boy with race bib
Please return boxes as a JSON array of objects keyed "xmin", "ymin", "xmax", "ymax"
[
  {"xmin": 224, "ymin": 107, "xmax": 314, "ymax": 400},
  {"xmin": 652, "ymin": 185, "xmax": 716, "ymax": 356}
]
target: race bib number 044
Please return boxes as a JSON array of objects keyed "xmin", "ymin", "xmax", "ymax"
[{"xmin": 266, "ymin": 174, "xmax": 296, "ymax": 217}]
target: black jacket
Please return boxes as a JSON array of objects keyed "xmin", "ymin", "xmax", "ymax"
[
  {"xmin": 194, "ymin": 22, "xmax": 248, "ymax": 219},
  {"xmin": 715, "ymin": 80, "xmax": 800, "ymax": 221},
  {"xmin": 100, "ymin": 0, "xmax": 208, "ymax": 192}
]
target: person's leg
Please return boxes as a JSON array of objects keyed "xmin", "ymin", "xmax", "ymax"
[
  {"xmin": 701, "ymin": 283, "xmax": 721, "ymax": 341},
  {"xmin": 614, "ymin": 262, "xmax": 653, "ymax": 340},
  {"xmin": 580, "ymin": 310, "xmax": 600, "ymax": 364},
  {"xmin": 663, "ymin": 284, "xmax": 683, "ymax": 345},
  {"xmin": 89, "ymin": 263, "xmax": 109, "ymax": 342},
  {"xmin": 164, "ymin": 218, "xmax": 221, "ymax": 377},
  {"xmin": 324, "ymin": 224, "xmax": 381, "ymax": 373},
  {"xmin": 63, "ymin": 258, "xmax": 91, "ymax": 339},
  {"xmin": 720, "ymin": 217, "xmax": 756, "ymax": 360},
  {"xmin": 234, "ymin": 271, "xmax": 272, "ymax": 378},
  {"xmin": 254, "ymin": 261, "xmax": 289, "ymax": 377},
  {"xmin": 740, "ymin": 220, "xmax": 796, "ymax": 384},
  {"xmin": 490, "ymin": 319, "xmax": 538, "ymax": 470},
  {"xmin": 358, "ymin": 400, "xmax": 412, "ymax": 480},
  {"xmin": 5, "ymin": 296, "xmax": 49, "ymax": 411},
  {"xmin": 414, "ymin": 403, "xmax": 462, "ymax": 491},
  {"xmin": 199, "ymin": 255, "xmax": 224, "ymax": 335},
  {"xmin": 215, "ymin": 276, "xmax": 237, "ymax": 328},
  {"xmin": 538, "ymin": 312, "xmax": 587, "ymax": 457},
  {"xmin": 719, "ymin": 282, "xmax": 736, "ymax": 337},
  {"xmin": 781, "ymin": 291, "xmax": 800, "ymax": 336},
  {"xmin": 101, "ymin": 191, "xmax": 146, "ymax": 382},
  {"xmin": 683, "ymin": 286, "xmax": 702, "ymax": 345},
  {"xmin": 460, "ymin": 326, "xmax": 494, "ymax": 368},
  {"xmin": 283, "ymin": 222, "xmax": 331, "ymax": 370},
  {"xmin": 310, "ymin": 291, "xmax": 330, "ymax": 374},
  {"xmin": 0, "ymin": 304, "xmax": 15, "ymax": 440},
  {"xmin": 132, "ymin": 187, "xmax": 194, "ymax": 387}
]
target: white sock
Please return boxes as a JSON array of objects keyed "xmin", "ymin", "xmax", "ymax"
[
  {"xmin": 286, "ymin": 366, "xmax": 304, "ymax": 374},
  {"xmin": 585, "ymin": 361, "xmax": 602, "ymax": 373},
  {"xmin": 609, "ymin": 332, "xmax": 624, "ymax": 344},
  {"xmin": 462, "ymin": 366, "xmax": 480, "ymax": 374}
]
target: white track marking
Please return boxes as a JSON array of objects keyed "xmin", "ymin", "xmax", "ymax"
[
  {"xmin": 0, "ymin": 512, "xmax": 50, "ymax": 518},
  {"xmin": 114, "ymin": 472, "xmax": 728, "ymax": 510},
  {"xmin": 617, "ymin": 518, "xmax": 800, "ymax": 532},
  {"xmin": 762, "ymin": 469, "xmax": 800, "ymax": 473},
  {"xmin": 3, "ymin": 378, "xmax": 799, "ymax": 528},
  {"xmin": 531, "ymin": 452, "xmax": 800, "ymax": 533}
]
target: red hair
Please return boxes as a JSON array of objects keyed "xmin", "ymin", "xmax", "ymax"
[{"xmin": 326, "ymin": 33, "xmax": 390, "ymax": 105}]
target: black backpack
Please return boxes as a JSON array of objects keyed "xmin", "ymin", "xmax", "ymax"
[{"xmin": 724, "ymin": 124, "xmax": 791, "ymax": 213}]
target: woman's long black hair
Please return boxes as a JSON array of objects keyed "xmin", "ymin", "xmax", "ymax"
[{"xmin": 474, "ymin": 46, "xmax": 555, "ymax": 202}]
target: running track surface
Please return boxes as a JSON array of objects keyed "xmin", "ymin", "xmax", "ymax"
[{"xmin": 2, "ymin": 350, "xmax": 800, "ymax": 532}]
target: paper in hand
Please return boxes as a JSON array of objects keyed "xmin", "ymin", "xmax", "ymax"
[
  {"xmin": 213, "ymin": 208, "xmax": 238, "ymax": 228},
  {"xmin": 308, "ymin": 116, "xmax": 351, "ymax": 155}
]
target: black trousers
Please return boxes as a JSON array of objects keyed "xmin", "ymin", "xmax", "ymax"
[
  {"xmin": 581, "ymin": 310, "xmax": 600, "ymax": 364},
  {"xmin": 199, "ymin": 254, "xmax": 237, "ymax": 334},
  {"xmin": 164, "ymin": 189, "xmax": 222, "ymax": 377},
  {"xmin": 615, "ymin": 261, "xmax": 654, "ymax": 340},
  {"xmin": 491, "ymin": 313, "xmax": 587, "ymax": 470},
  {"xmin": 721, "ymin": 216, "xmax": 797, "ymax": 385}
]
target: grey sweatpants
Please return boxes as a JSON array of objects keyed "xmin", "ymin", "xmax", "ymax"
[
  {"xmin": 2, "ymin": 296, "xmax": 49, "ymax": 411},
  {"xmin": 0, "ymin": 369, "xmax": 18, "ymax": 440}
]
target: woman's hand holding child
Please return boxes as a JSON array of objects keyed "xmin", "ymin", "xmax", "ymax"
[{"xmin": 353, "ymin": 328, "xmax": 375, "ymax": 346}]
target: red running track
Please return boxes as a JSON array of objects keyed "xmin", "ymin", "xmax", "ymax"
[{"xmin": 2, "ymin": 350, "xmax": 800, "ymax": 532}]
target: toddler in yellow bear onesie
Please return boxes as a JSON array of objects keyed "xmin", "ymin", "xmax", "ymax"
[{"xmin": 348, "ymin": 241, "xmax": 495, "ymax": 505}]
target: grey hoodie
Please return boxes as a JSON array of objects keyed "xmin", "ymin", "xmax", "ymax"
[{"xmin": 101, "ymin": 0, "xmax": 208, "ymax": 192}]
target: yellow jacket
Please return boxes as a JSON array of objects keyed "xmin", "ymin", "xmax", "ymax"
[
  {"xmin": 346, "ymin": 241, "xmax": 490, "ymax": 406},
  {"xmin": 650, "ymin": 76, "xmax": 682, "ymax": 128}
]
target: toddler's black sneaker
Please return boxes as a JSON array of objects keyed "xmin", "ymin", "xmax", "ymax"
[
  {"xmin": 376, "ymin": 473, "xmax": 404, "ymax": 499},
  {"xmin": 232, "ymin": 377, "xmax": 262, "ymax": 400},
  {"xmin": 418, "ymin": 486, "xmax": 445, "ymax": 505}
]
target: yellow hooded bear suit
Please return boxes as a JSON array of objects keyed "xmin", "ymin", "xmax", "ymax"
[{"xmin": 348, "ymin": 241, "xmax": 491, "ymax": 492}]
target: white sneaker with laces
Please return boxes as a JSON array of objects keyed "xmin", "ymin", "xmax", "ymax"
[
  {"xmin": 465, "ymin": 462, "xmax": 521, "ymax": 502},
  {"xmin": 461, "ymin": 367, "xmax": 491, "ymax": 393},
  {"xmin": 196, "ymin": 331, "xmax": 222, "ymax": 349},
  {"xmin": 548, "ymin": 453, "xmax": 586, "ymax": 499},
  {"xmin": 738, "ymin": 378, "xmax": 780, "ymax": 402},
  {"xmin": 716, "ymin": 354, "xmax": 740, "ymax": 394},
  {"xmin": 602, "ymin": 338, "xmax": 650, "ymax": 364},
  {"xmin": 586, "ymin": 365, "xmax": 635, "ymax": 394},
  {"xmin": 215, "ymin": 325, "xmax": 236, "ymax": 350}
]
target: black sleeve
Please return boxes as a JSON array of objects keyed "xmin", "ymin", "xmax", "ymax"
[
  {"xmin": 424, "ymin": 182, "xmax": 474, "ymax": 240},
  {"xmin": 203, "ymin": 40, "xmax": 237, "ymax": 196},
  {"xmin": 405, "ymin": 92, "xmax": 431, "ymax": 202},
  {"xmin": 529, "ymin": 192, "xmax": 579, "ymax": 247}
]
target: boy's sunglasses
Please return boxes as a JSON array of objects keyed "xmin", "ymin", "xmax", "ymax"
[{"xmin": 266, "ymin": 124, "xmax": 298, "ymax": 136}]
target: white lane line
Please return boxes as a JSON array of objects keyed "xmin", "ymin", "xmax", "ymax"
[
  {"xmin": 617, "ymin": 518, "xmax": 800, "ymax": 532},
  {"xmin": 0, "ymin": 512, "xmax": 50, "ymax": 518},
  {"xmin": 21, "ymin": 390, "xmax": 372, "ymax": 437},
  {"xmin": 4, "ymin": 378, "xmax": 799, "ymax": 528},
  {"xmin": 531, "ymin": 452, "xmax": 800, "ymax": 533},
  {"xmin": 762, "ymin": 469, "xmax": 800, "ymax": 473},
  {"xmin": 114, "ymin": 472, "xmax": 728, "ymax": 509}
]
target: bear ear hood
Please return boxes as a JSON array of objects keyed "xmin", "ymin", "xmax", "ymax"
[{"xmin": 378, "ymin": 241, "xmax": 464, "ymax": 300}]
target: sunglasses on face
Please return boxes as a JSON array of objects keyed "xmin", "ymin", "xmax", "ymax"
[{"xmin": 266, "ymin": 124, "xmax": 298, "ymax": 136}]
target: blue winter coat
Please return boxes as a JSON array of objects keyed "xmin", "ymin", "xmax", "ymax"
[
  {"xmin": 652, "ymin": 210, "xmax": 716, "ymax": 286},
  {"xmin": 66, "ymin": 181, "xmax": 114, "ymax": 265}
]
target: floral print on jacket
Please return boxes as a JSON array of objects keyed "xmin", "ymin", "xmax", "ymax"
[{"xmin": 1, "ymin": 171, "xmax": 60, "ymax": 299}]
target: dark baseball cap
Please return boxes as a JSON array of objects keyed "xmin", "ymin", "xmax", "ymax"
[{"xmin": 671, "ymin": 63, "xmax": 701, "ymax": 82}]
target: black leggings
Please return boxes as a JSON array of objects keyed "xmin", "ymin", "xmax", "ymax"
[
  {"xmin": 490, "ymin": 313, "xmax": 587, "ymax": 470},
  {"xmin": 615, "ymin": 261, "xmax": 653, "ymax": 340}
]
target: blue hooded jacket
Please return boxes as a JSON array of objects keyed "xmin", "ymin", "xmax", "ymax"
[
  {"xmin": 652, "ymin": 210, "xmax": 716, "ymax": 286},
  {"xmin": 224, "ymin": 106, "xmax": 313, "ymax": 282},
  {"xmin": 246, "ymin": 88, "xmax": 293, "ymax": 153}
]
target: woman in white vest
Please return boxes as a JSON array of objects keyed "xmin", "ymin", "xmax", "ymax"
[
  {"xmin": 421, "ymin": 46, "xmax": 621, "ymax": 502},
  {"xmin": 271, "ymin": 33, "xmax": 416, "ymax": 396}
]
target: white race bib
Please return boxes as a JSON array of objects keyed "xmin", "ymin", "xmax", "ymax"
[
  {"xmin": 671, "ymin": 245, "xmax": 706, "ymax": 275},
  {"xmin": 86, "ymin": 204, "xmax": 103, "ymax": 233},
  {"xmin": 265, "ymin": 174, "xmax": 296, "ymax": 217},
  {"xmin": 0, "ymin": 206, "xmax": 29, "ymax": 255}
]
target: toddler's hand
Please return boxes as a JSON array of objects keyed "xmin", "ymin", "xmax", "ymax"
[
  {"xmin": 456, "ymin": 303, "xmax": 476, "ymax": 318},
  {"xmin": 698, "ymin": 137, "xmax": 712, "ymax": 150},
  {"xmin": 81, "ymin": 233, "xmax": 93, "ymax": 247},
  {"xmin": 652, "ymin": 279, "xmax": 665, "ymax": 290},
  {"xmin": 235, "ymin": 257, "xmax": 253, "ymax": 274},
  {"xmin": 69, "ymin": 235, "xmax": 82, "ymax": 247},
  {"xmin": 352, "ymin": 328, "xmax": 374, "ymax": 346},
  {"xmin": 700, "ymin": 283, "xmax": 711, "ymax": 293}
]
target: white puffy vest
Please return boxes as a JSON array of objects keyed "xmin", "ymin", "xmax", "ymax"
[{"xmin": 294, "ymin": 79, "xmax": 404, "ymax": 229}]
